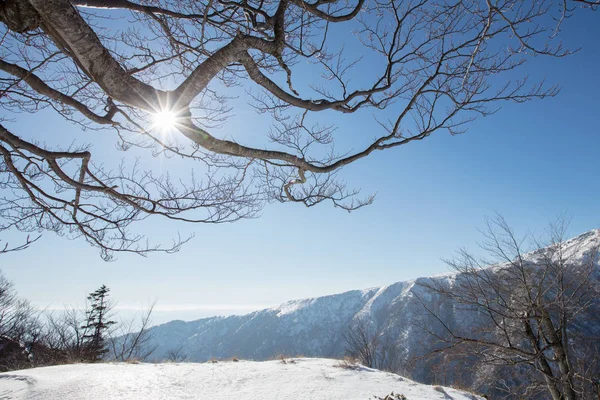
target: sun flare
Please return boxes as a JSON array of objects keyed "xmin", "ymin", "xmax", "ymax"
[{"xmin": 153, "ymin": 110, "xmax": 177, "ymax": 130}]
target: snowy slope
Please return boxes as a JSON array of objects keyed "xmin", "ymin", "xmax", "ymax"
[
  {"xmin": 146, "ymin": 229, "xmax": 600, "ymax": 367},
  {"xmin": 147, "ymin": 288, "xmax": 381, "ymax": 361},
  {"xmin": 0, "ymin": 358, "xmax": 482, "ymax": 400}
]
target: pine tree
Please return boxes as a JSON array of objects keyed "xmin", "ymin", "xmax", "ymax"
[{"xmin": 81, "ymin": 285, "xmax": 116, "ymax": 362}]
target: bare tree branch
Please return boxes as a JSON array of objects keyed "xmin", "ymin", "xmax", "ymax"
[
  {"xmin": 0, "ymin": 0, "xmax": 592, "ymax": 257},
  {"xmin": 418, "ymin": 216, "xmax": 600, "ymax": 400}
]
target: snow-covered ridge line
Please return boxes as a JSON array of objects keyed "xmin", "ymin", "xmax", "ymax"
[
  {"xmin": 261, "ymin": 228, "xmax": 600, "ymax": 320},
  {"xmin": 144, "ymin": 229, "xmax": 599, "ymax": 366}
]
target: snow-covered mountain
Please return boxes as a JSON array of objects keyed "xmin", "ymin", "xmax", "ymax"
[
  {"xmin": 143, "ymin": 229, "xmax": 600, "ymax": 395},
  {"xmin": 0, "ymin": 358, "xmax": 482, "ymax": 400}
]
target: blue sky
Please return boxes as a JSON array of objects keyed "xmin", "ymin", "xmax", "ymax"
[{"xmin": 1, "ymin": 9, "xmax": 599, "ymax": 325}]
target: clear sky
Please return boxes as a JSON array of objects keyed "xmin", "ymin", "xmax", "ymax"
[{"xmin": 1, "ymin": 9, "xmax": 599, "ymax": 325}]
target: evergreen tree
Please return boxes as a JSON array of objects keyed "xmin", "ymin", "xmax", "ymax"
[{"xmin": 81, "ymin": 285, "xmax": 116, "ymax": 362}]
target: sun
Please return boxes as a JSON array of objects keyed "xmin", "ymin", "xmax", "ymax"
[{"xmin": 153, "ymin": 110, "xmax": 177, "ymax": 130}]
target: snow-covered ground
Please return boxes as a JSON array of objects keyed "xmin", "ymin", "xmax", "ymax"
[{"xmin": 0, "ymin": 358, "xmax": 481, "ymax": 400}]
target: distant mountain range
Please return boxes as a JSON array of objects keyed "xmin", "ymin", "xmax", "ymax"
[{"xmin": 143, "ymin": 229, "xmax": 600, "ymax": 397}]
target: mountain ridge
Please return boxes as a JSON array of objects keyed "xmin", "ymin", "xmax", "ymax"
[
  {"xmin": 147, "ymin": 229, "xmax": 600, "ymax": 361},
  {"xmin": 141, "ymin": 228, "xmax": 600, "ymax": 397},
  {"xmin": 151, "ymin": 228, "xmax": 600, "ymax": 333}
]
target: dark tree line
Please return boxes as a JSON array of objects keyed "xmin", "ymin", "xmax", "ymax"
[{"xmin": 0, "ymin": 275, "xmax": 155, "ymax": 371}]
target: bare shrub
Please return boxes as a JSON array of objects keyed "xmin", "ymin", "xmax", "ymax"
[
  {"xmin": 108, "ymin": 303, "xmax": 156, "ymax": 362},
  {"xmin": 343, "ymin": 317, "xmax": 402, "ymax": 373}
]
